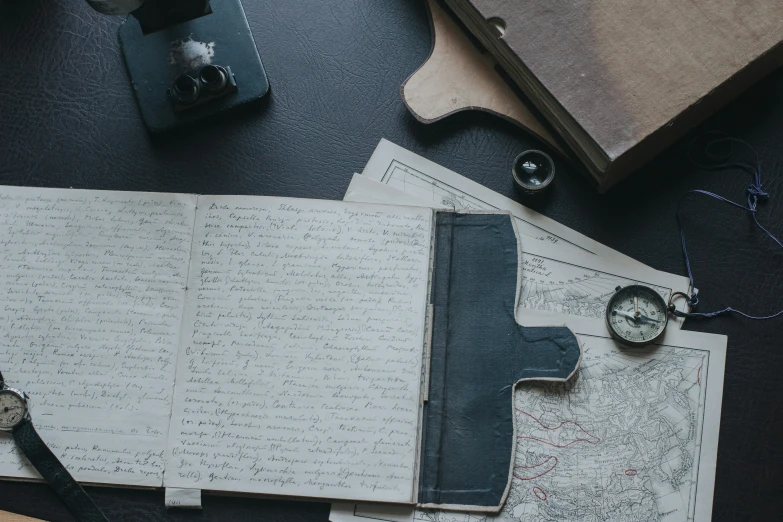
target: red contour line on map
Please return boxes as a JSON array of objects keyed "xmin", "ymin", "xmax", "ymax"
[
  {"xmin": 533, "ymin": 486, "xmax": 547, "ymax": 501},
  {"xmin": 625, "ymin": 469, "xmax": 638, "ymax": 476},
  {"xmin": 516, "ymin": 409, "xmax": 601, "ymax": 447},
  {"xmin": 514, "ymin": 456, "xmax": 558, "ymax": 481},
  {"xmin": 697, "ymin": 365, "xmax": 702, "ymax": 386}
]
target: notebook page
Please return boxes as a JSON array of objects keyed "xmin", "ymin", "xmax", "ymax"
[
  {"xmin": 0, "ymin": 186, "xmax": 196, "ymax": 487},
  {"xmin": 165, "ymin": 196, "xmax": 432, "ymax": 503}
]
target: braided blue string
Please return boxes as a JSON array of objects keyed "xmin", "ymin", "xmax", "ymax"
[{"xmin": 675, "ymin": 136, "xmax": 783, "ymax": 319}]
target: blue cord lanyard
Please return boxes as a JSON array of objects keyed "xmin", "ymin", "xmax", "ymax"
[{"xmin": 670, "ymin": 136, "xmax": 783, "ymax": 319}]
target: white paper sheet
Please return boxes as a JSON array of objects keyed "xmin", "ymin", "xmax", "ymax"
[
  {"xmin": 0, "ymin": 186, "xmax": 196, "ymax": 487},
  {"xmin": 165, "ymin": 487, "xmax": 202, "ymax": 509},
  {"xmin": 344, "ymin": 175, "xmax": 692, "ymax": 325},
  {"xmin": 330, "ymin": 502, "xmax": 414, "ymax": 522},
  {"xmin": 164, "ymin": 196, "xmax": 433, "ymax": 503},
  {"xmin": 361, "ymin": 139, "xmax": 648, "ymax": 264},
  {"xmin": 332, "ymin": 311, "xmax": 726, "ymax": 522}
]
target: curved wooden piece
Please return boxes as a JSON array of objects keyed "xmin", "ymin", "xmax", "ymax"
[{"xmin": 402, "ymin": 0, "xmax": 564, "ymax": 155}]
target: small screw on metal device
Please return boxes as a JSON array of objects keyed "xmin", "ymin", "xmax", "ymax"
[
  {"xmin": 199, "ymin": 65, "xmax": 229, "ymax": 94},
  {"xmin": 512, "ymin": 150, "xmax": 555, "ymax": 194},
  {"xmin": 170, "ymin": 74, "xmax": 200, "ymax": 105}
]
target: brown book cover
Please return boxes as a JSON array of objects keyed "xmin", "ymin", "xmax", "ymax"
[{"xmin": 445, "ymin": 0, "xmax": 783, "ymax": 190}]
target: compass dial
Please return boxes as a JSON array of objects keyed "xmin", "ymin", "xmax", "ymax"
[
  {"xmin": 606, "ymin": 285, "xmax": 668, "ymax": 346},
  {"xmin": 0, "ymin": 389, "xmax": 27, "ymax": 429}
]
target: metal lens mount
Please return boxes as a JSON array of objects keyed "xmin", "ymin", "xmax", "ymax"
[
  {"xmin": 170, "ymin": 74, "xmax": 201, "ymax": 105},
  {"xmin": 199, "ymin": 65, "xmax": 229, "ymax": 94},
  {"xmin": 512, "ymin": 150, "xmax": 555, "ymax": 194}
]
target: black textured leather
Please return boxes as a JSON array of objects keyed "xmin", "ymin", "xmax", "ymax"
[
  {"xmin": 12, "ymin": 420, "xmax": 108, "ymax": 522},
  {"xmin": 0, "ymin": 0, "xmax": 782, "ymax": 520}
]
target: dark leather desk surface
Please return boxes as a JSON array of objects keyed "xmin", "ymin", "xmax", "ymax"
[{"xmin": 1, "ymin": 1, "xmax": 782, "ymax": 520}]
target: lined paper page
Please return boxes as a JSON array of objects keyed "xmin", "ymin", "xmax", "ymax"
[
  {"xmin": 0, "ymin": 187, "xmax": 196, "ymax": 487},
  {"xmin": 165, "ymin": 196, "xmax": 432, "ymax": 503}
]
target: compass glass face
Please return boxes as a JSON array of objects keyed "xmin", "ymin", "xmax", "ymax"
[
  {"xmin": 607, "ymin": 285, "xmax": 668, "ymax": 345},
  {"xmin": 0, "ymin": 390, "xmax": 26, "ymax": 429}
]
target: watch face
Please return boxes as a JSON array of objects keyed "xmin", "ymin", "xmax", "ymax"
[{"xmin": 0, "ymin": 389, "xmax": 27, "ymax": 429}]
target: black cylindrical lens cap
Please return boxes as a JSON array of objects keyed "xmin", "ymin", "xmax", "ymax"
[{"xmin": 512, "ymin": 150, "xmax": 555, "ymax": 194}]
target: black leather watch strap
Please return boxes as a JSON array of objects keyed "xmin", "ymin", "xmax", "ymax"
[{"xmin": 12, "ymin": 420, "xmax": 109, "ymax": 522}]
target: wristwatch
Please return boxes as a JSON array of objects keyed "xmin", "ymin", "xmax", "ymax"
[{"xmin": 0, "ymin": 370, "xmax": 109, "ymax": 521}]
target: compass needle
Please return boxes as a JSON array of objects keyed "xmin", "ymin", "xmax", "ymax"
[{"xmin": 607, "ymin": 285, "xmax": 668, "ymax": 346}]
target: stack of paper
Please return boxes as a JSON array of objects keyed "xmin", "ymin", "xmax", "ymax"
[{"xmin": 330, "ymin": 140, "xmax": 726, "ymax": 522}]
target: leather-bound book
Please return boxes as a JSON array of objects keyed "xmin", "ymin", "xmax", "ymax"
[{"xmin": 444, "ymin": 0, "xmax": 783, "ymax": 191}]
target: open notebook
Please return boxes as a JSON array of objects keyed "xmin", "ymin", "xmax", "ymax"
[{"xmin": 0, "ymin": 186, "xmax": 580, "ymax": 511}]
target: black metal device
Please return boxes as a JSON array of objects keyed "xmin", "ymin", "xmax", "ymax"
[
  {"xmin": 511, "ymin": 150, "xmax": 555, "ymax": 195},
  {"xmin": 116, "ymin": 0, "xmax": 269, "ymax": 133}
]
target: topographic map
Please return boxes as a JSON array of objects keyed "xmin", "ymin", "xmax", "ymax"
[
  {"xmin": 370, "ymin": 159, "xmax": 679, "ymax": 322},
  {"xmin": 519, "ymin": 256, "xmax": 671, "ymax": 320},
  {"xmin": 377, "ymin": 160, "xmax": 578, "ymax": 251},
  {"xmin": 334, "ymin": 141, "xmax": 723, "ymax": 522},
  {"xmin": 413, "ymin": 337, "xmax": 709, "ymax": 522}
]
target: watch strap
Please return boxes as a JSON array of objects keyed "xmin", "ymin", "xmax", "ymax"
[{"xmin": 12, "ymin": 420, "xmax": 109, "ymax": 522}]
